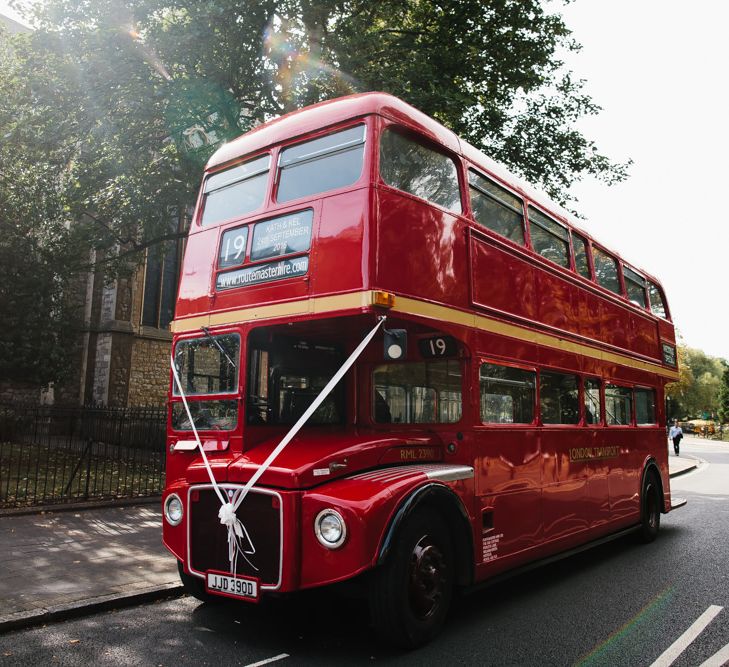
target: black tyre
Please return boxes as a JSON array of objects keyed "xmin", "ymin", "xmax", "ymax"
[
  {"xmin": 638, "ymin": 471, "xmax": 661, "ymax": 543},
  {"xmin": 177, "ymin": 561, "xmax": 217, "ymax": 602},
  {"xmin": 369, "ymin": 509, "xmax": 454, "ymax": 649}
]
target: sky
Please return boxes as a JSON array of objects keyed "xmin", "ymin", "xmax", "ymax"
[
  {"xmin": 557, "ymin": 0, "xmax": 729, "ymax": 360},
  {"xmin": 1, "ymin": 0, "xmax": 727, "ymax": 359}
]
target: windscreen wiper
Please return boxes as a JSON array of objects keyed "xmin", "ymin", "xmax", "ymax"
[{"xmin": 201, "ymin": 326, "xmax": 236, "ymax": 370}]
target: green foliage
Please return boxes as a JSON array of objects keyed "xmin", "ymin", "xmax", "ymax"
[
  {"xmin": 666, "ymin": 345, "xmax": 727, "ymax": 420},
  {"xmin": 2, "ymin": 0, "xmax": 629, "ymax": 385},
  {"xmin": 718, "ymin": 366, "xmax": 729, "ymax": 424}
]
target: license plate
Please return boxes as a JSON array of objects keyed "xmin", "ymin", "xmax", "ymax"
[{"xmin": 205, "ymin": 570, "xmax": 259, "ymax": 602}]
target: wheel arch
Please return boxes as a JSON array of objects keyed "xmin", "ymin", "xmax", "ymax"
[{"xmin": 377, "ymin": 482, "xmax": 474, "ymax": 587}]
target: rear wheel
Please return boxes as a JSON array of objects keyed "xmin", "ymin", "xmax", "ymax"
[
  {"xmin": 638, "ymin": 471, "xmax": 661, "ymax": 543},
  {"xmin": 369, "ymin": 509, "xmax": 454, "ymax": 649}
]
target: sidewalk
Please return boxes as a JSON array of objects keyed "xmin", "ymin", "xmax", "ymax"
[
  {"xmin": 0, "ymin": 501, "xmax": 181, "ymax": 633},
  {"xmin": 668, "ymin": 452, "xmax": 699, "ymax": 477},
  {"xmin": 0, "ymin": 454, "xmax": 700, "ymax": 635}
]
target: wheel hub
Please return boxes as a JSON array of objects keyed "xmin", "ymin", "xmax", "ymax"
[{"xmin": 408, "ymin": 535, "xmax": 447, "ymax": 620}]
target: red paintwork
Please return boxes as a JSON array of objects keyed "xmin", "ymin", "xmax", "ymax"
[{"xmin": 163, "ymin": 92, "xmax": 677, "ymax": 599}]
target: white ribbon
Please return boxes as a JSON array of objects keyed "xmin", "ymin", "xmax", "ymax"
[{"xmin": 170, "ymin": 316, "xmax": 386, "ymax": 575}]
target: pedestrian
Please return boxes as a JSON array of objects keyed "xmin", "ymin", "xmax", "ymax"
[{"xmin": 669, "ymin": 419, "xmax": 683, "ymax": 455}]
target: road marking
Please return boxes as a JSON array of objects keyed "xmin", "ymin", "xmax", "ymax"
[
  {"xmin": 649, "ymin": 605, "xmax": 723, "ymax": 667},
  {"xmin": 699, "ymin": 641, "xmax": 729, "ymax": 667},
  {"xmin": 243, "ymin": 654, "xmax": 289, "ymax": 667}
]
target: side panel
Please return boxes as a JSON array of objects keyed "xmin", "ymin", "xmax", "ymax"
[
  {"xmin": 374, "ymin": 189, "xmax": 470, "ymax": 308},
  {"xmin": 470, "ymin": 232, "xmax": 536, "ymax": 321},
  {"xmin": 540, "ymin": 429, "xmax": 591, "ymax": 540},
  {"xmin": 467, "ymin": 230, "xmax": 664, "ymax": 363},
  {"xmin": 474, "ymin": 428, "xmax": 542, "ymax": 559}
]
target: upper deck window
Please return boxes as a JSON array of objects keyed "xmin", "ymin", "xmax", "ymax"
[
  {"xmin": 592, "ymin": 246, "xmax": 621, "ymax": 294},
  {"xmin": 277, "ymin": 124, "xmax": 366, "ymax": 203},
  {"xmin": 623, "ymin": 266, "xmax": 647, "ymax": 308},
  {"xmin": 201, "ymin": 155, "xmax": 270, "ymax": 226},
  {"xmin": 573, "ymin": 233, "xmax": 591, "ymax": 279},
  {"xmin": 647, "ymin": 281, "xmax": 668, "ymax": 319},
  {"xmin": 468, "ymin": 170, "xmax": 524, "ymax": 244},
  {"xmin": 528, "ymin": 207, "xmax": 570, "ymax": 269},
  {"xmin": 379, "ymin": 129, "xmax": 462, "ymax": 213}
]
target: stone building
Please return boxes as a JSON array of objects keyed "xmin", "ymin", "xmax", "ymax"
[{"xmin": 67, "ymin": 228, "xmax": 186, "ymax": 408}]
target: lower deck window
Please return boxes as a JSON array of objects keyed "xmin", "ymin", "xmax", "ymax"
[
  {"xmin": 171, "ymin": 400, "xmax": 238, "ymax": 431},
  {"xmin": 374, "ymin": 360, "xmax": 462, "ymax": 424},
  {"xmin": 584, "ymin": 379, "xmax": 601, "ymax": 424},
  {"xmin": 635, "ymin": 388, "xmax": 656, "ymax": 424},
  {"xmin": 480, "ymin": 363, "xmax": 535, "ymax": 424},
  {"xmin": 540, "ymin": 371, "xmax": 579, "ymax": 424},
  {"xmin": 605, "ymin": 384, "xmax": 632, "ymax": 425}
]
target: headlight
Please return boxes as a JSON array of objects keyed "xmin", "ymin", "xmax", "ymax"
[
  {"xmin": 164, "ymin": 493, "xmax": 183, "ymax": 526},
  {"xmin": 314, "ymin": 509, "xmax": 347, "ymax": 549}
]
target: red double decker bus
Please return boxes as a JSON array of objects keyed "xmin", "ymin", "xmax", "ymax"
[{"xmin": 162, "ymin": 92, "xmax": 683, "ymax": 647}]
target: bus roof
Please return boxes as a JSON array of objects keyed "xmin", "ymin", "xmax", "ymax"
[{"xmin": 206, "ymin": 92, "xmax": 663, "ymax": 288}]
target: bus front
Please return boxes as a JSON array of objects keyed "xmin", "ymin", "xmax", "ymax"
[{"xmin": 161, "ymin": 97, "xmax": 468, "ymax": 616}]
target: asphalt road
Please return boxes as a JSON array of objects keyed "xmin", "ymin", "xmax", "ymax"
[{"xmin": 1, "ymin": 439, "xmax": 727, "ymax": 666}]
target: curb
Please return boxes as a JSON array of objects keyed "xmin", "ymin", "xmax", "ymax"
[
  {"xmin": 0, "ymin": 496, "xmax": 162, "ymax": 519},
  {"xmin": 0, "ymin": 583, "xmax": 184, "ymax": 635},
  {"xmin": 668, "ymin": 456, "xmax": 701, "ymax": 478}
]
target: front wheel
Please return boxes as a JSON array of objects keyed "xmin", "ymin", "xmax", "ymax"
[
  {"xmin": 178, "ymin": 561, "xmax": 218, "ymax": 603},
  {"xmin": 369, "ymin": 509, "xmax": 454, "ymax": 649},
  {"xmin": 638, "ymin": 471, "xmax": 661, "ymax": 543}
]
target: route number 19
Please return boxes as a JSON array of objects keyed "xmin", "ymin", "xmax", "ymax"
[
  {"xmin": 419, "ymin": 335, "xmax": 457, "ymax": 358},
  {"xmin": 218, "ymin": 227, "xmax": 249, "ymax": 269}
]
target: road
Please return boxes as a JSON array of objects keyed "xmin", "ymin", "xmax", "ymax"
[{"xmin": 0, "ymin": 437, "xmax": 727, "ymax": 666}]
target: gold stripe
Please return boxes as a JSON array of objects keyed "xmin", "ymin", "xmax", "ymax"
[
  {"xmin": 170, "ymin": 290, "xmax": 679, "ymax": 380},
  {"xmin": 170, "ymin": 291, "xmax": 372, "ymax": 334}
]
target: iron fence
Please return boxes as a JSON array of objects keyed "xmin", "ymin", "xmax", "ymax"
[{"xmin": 0, "ymin": 403, "xmax": 166, "ymax": 508}]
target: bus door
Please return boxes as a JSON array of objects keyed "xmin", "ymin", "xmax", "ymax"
[
  {"xmin": 475, "ymin": 361, "xmax": 542, "ymax": 567},
  {"xmin": 539, "ymin": 370, "xmax": 592, "ymax": 542},
  {"xmin": 582, "ymin": 378, "xmax": 611, "ymax": 528},
  {"xmin": 603, "ymin": 383, "xmax": 640, "ymax": 522}
]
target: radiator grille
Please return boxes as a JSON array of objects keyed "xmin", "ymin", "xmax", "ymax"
[{"xmin": 188, "ymin": 486, "xmax": 282, "ymax": 587}]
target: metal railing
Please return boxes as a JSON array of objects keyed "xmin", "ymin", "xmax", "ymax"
[{"xmin": 0, "ymin": 403, "xmax": 166, "ymax": 508}]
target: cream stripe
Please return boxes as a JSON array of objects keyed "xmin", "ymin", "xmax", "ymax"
[
  {"xmin": 170, "ymin": 290, "xmax": 678, "ymax": 380},
  {"xmin": 170, "ymin": 291, "xmax": 371, "ymax": 333}
]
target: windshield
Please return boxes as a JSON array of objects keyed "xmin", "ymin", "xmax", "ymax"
[
  {"xmin": 247, "ymin": 334, "xmax": 343, "ymax": 426},
  {"xmin": 173, "ymin": 333, "xmax": 240, "ymax": 396}
]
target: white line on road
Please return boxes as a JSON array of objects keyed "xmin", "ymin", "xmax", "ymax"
[
  {"xmin": 244, "ymin": 653, "xmax": 289, "ymax": 667},
  {"xmin": 699, "ymin": 641, "xmax": 729, "ymax": 667},
  {"xmin": 650, "ymin": 605, "xmax": 723, "ymax": 667}
]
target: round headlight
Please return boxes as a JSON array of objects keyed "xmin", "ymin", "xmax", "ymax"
[
  {"xmin": 314, "ymin": 509, "xmax": 347, "ymax": 549},
  {"xmin": 164, "ymin": 493, "xmax": 183, "ymax": 526}
]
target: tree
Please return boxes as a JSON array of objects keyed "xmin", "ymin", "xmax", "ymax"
[
  {"xmin": 666, "ymin": 344, "xmax": 726, "ymax": 420},
  {"xmin": 2, "ymin": 0, "xmax": 628, "ymax": 385},
  {"xmin": 718, "ymin": 366, "xmax": 729, "ymax": 424}
]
